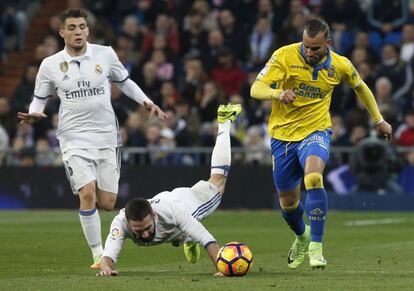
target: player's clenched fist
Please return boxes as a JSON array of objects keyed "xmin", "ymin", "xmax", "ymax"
[{"xmin": 277, "ymin": 90, "xmax": 296, "ymax": 104}]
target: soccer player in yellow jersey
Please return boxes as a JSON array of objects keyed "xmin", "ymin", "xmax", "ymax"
[{"xmin": 250, "ymin": 18, "xmax": 392, "ymax": 270}]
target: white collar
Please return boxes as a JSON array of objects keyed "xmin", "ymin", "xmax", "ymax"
[{"xmin": 62, "ymin": 42, "xmax": 92, "ymax": 63}]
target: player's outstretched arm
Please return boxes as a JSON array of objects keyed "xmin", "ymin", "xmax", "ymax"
[
  {"xmin": 250, "ymin": 80, "xmax": 295, "ymax": 103},
  {"xmin": 115, "ymin": 78, "xmax": 168, "ymax": 120},
  {"xmin": 206, "ymin": 242, "xmax": 223, "ymax": 276},
  {"xmin": 97, "ymin": 256, "xmax": 118, "ymax": 277},
  {"xmin": 17, "ymin": 96, "xmax": 48, "ymax": 124},
  {"xmin": 353, "ymin": 81, "xmax": 392, "ymax": 141}
]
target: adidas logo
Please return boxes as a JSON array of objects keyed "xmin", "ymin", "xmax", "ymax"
[
  {"xmin": 62, "ymin": 74, "xmax": 70, "ymax": 81},
  {"xmin": 310, "ymin": 208, "xmax": 323, "ymax": 215}
]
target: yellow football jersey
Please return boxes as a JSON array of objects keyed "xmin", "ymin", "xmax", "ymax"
[{"xmin": 257, "ymin": 42, "xmax": 361, "ymax": 141}]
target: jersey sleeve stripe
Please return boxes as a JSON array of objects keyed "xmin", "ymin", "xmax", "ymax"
[
  {"xmin": 34, "ymin": 94, "xmax": 52, "ymax": 100},
  {"xmin": 204, "ymin": 240, "xmax": 217, "ymax": 249},
  {"xmin": 112, "ymin": 75, "xmax": 129, "ymax": 83}
]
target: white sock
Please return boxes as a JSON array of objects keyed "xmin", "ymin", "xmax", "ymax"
[
  {"xmin": 211, "ymin": 121, "xmax": 231, "ymax": 176},
  {"xmin": 79, "ymin": 208, "xmax": 103, "ymax": 258}
]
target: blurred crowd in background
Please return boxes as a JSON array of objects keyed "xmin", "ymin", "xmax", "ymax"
[{"xmin": 0, "ymin": 0, "xmax": 414, "ymax": 195}]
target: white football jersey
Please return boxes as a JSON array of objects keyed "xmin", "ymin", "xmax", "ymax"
[
  {"xmin": 34, "ymin": 43, "xmax": 128, "ymax": 151},
  {"xmin": 103, "ymin": 188, "xmax": 217, "ymax": 263}
]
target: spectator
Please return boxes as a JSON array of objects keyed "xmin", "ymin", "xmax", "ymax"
[
  {"xmin": 35, "ymin": 137, "xmax": 60, "ymax": 166},
  {"xmin": 46, "ymin": 113, "xmax": 59, "ymax": 149},
  {"xmin": 177, "ymin": 53, "xmax": 207, "ymax": 106},
  {"xmin": 149, "ymin": 49, "xmax": 174, "ymax": 81},
  {"xmin": 153, "ymin": 127, "xmax": 191, "ymax": 166},
  {"xmin": 121, "ymin": 15, "xmax": 144, "ymax": 53},
  {"xmin": 218, "ymin": 9, "xmax": 246, "ymax": 62},
  {"xmin": 248, "ymin": 16, "xmax": 276, "ymax": 70},
  {"xmin": 161, "ymin": 107, "xmax": 193, "ymax": 147},
  {"xmin": 180, "ymin": 10, "xmax": 208, "ymax": 57},
  {"xmin": 203, "ymin": 29, "xmax": 225, "ymax": 71},
  {"xmin": 196, "ymin": 80, "xmax": 226, "ymax": 123},
  {"xmin": 375, "ymin": 44, "xmax": 413, "ymax": 110},
  {"xmin": 11, "ymin": 63, "xmax": 39, "ymax": 113},
  {"xmin": 374, "ymin": 77, "xmax": 399, "ymax": 128},
  {"xmin": 47, "ymin": 15, "xmax": 65, "ymax": 49},
  {"xmin": 142, "ymin": 14, "xmax": 180, "ymax": 57},
  {"xmin": 0, "ymin": 124, "xmax": 9, "ymax": 164},
  {"xmin": 0, "ymin": 97, "xmax": 17, "ymax": 140},
  {"xmin": 209, "ymin": 47, "xmax": 246, "ymax": 96},
  {"xmin": 397, "ymin": 109, "xmax": 414, "ymax": 146},
  {"xmin": 345, "ymin": 31, "xmax": 380, "ymax": 64},
  {"xmin": 399, "ymin": 23, "xmax": 414, "ymax": 63},
  {"xmin": 158, "ymin": 80, "xmax": 180, "ymax": 109},
  {"xmin": 243, "ymin": 125, "xmax": 270, "ymax": 165},
  {"xmin": 320, "ymin": 0, "xmax": 362, "ymax": 54},
  {"xmin": 131, "ymin": 61, "xmax": 162, "ymax": 103},
  {"xmin": 278, "ymin": 12, "xmax": 307, "ymax": 47},
  {"xmin": 183, "ymin": 0, "xmax": 217, "ymax": 32},
  {"xmin": 367, "ymin": 0, "xmax": 408, "ymax": 36},
  {"xmin": 125, "ymin": 111, "xmax": 146, "ymax": 147}
]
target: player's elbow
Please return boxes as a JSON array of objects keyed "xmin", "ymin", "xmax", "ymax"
[{"xmin": 250, "ymin": 81, "xmax": 261, "ymax": 99}]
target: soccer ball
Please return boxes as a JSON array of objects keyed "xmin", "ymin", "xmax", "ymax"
[{"xmin": 216, "ymin": 242, "xmax": 253, "ymax": 276}]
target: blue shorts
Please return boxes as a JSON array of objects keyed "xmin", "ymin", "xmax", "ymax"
[{"xmin": 271, "ymin": 130, "xmax": 332, "ymax": 192}]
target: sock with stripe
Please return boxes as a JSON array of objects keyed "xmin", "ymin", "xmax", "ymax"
[
  {"xmin": 281, "ymin": 201, "xmax": 306, "ymax": 236},
  {"xmin": 211, "ymin": 120, "xmax": 231, "ymax": 176},
  {"xmin": 305, "ymin": 188, "xmax": 328, "ymax": 242},
  {"xmin": 79, "ymin": 208, "xmax": 103, "ymax": 258}
]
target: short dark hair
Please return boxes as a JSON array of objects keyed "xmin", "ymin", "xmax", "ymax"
[
  {"xmin": 125, "ymin": 198, "xmax": 153, "ymax": 221},
  {"xmin": 304, "ymin": 18, "xmax": 330, "ymax": 39},
  {"xmin": 59, "ymin": 8, "xmax": 88, "ymax": 26}
]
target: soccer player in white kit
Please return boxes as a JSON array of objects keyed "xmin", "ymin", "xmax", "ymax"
[
  {"xmin": 17, "ymin": 8, "xmax": 167, "ymax": 268},
  {"xmin": 97, "ymin": 104, "xmax": 243, "ymax": 277}
]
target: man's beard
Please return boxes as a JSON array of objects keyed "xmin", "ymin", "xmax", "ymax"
[
  {"xmin": 139, "ymin": 232, "xmax": 155, "ymax": 242},
  {"xmin": 307, "ymin": 55, "xmax": 323, "ymax": 66}
]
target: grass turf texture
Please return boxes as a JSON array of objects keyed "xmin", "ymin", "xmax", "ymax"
[{"xmin": 1, "ymin": 210, "xmax": 413, "ymax": 290}]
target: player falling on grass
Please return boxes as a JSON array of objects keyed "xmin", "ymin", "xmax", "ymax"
[
  {"xmin": 97, "ymin": 104, "xmax": 242, "ymax": 277},
  {"xmin": 17, "ymin": 8, "xmax": 167, "ymax": 269},
  {"xmin": 250, "ymin": 18, "xmax": 392, "ymax": 269}
]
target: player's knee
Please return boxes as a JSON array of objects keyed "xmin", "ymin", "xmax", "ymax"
[
  {"xmin": 208, "ymin": 175, "xmax": 226, "ymax": 195},
  {"xmin": 304, "ymin": 172, "xmax": 324, "ymax": 190},
  {"xmin": 279, "ymin": 197, "xmax": 299, "ymax": 212},
  {"xmin": 99, "ymin": 195, "xmax": 116, "ymax": 211},
  {"xmin": 79, "ymin": 188, "xmax": 96, "ymax": 206}
]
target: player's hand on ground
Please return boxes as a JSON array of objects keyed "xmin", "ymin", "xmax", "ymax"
[
  {"xmin": 143, "ymin": 101, "xmax": 168, "ymax": 120},
  {"xmin": 96, "ymin": 267, "xmax": 118, "ymax": 277},
  {"xmin": 376, "ymin": 120, "xmax": 392, "ymax": 141},
  {"xmin": 213, "ymin": 271, "xmax": 224, "ymax": 277},
  {"xmin": 278, "ymin": 90, "xmax": 296, "ymax": 104},
  {"xmin": 17, "ymin": 112, "xmax": 47, "ymax": 124}
]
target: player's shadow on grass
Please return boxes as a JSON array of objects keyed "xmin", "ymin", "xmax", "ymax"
[{"xmin": 117, "ymin": 269, "xmax": 297, "ymax": 278}]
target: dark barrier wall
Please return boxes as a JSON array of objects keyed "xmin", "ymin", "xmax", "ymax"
[
  {"xmin": 1, "ymin": 166, "xmax": 414, "ymax": 210},
  {"xmin": 0, "ymin": 166, "xmax": 276, "ymax": 209}
]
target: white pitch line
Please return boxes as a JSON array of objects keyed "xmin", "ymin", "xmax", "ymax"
[{"xmin": 345, "ymin": 218, "xmax": 408, "ymax": 226}]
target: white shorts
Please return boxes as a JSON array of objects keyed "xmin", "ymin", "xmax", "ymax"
[
  {"xmin": 62, "ymin": 148, "xmax": 121, "ymax": 195},
  {"xmin": 180, "ymin": 180, "xmax": 221, "ymax": 221}
]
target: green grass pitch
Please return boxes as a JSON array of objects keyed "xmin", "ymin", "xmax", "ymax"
[{"xmin": 0, "ymin": 210, "xmax": 413, "ymax": 290}]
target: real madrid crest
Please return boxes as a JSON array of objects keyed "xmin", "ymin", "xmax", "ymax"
[
  {"xmin": 328, "ymin": 65, "xmax": 335, "ymax": 78},
  {"xmin": 60, "ymin": 62, "xmax": 68, "ymax": 73},
  {"xmin": 95, "ymin": 64, "xmax": 103, "ymax": 75}
]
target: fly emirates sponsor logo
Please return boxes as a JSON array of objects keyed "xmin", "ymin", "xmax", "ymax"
[{"xmin": 64, "ymin": 81, "xmax": 105, "ymax": 99}]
